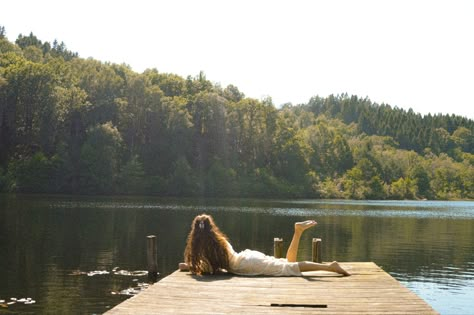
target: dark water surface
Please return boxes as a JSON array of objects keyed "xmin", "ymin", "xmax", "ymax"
[{"xmin": 0, "ymin": 194, "xmax": 473, "ymax": 314}]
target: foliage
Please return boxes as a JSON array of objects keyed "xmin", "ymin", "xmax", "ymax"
[
  {"xmin": 5, "ymin": 152, "xmax": 63, "ymax": 193},
  {"xmin": 0, "ymin": 28, "xmax": 472, "ymax": 199},
  {"xmin": 116, "ymin": 155, "xmax": 146, "ymax": 195},
  {"xmin": 78, "ymin": 122, "xmax": 123, "ymax": 194}
]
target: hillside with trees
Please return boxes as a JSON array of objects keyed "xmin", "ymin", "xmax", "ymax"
[{"xmin": 1, "ymin": 28, "xmax": 473, "ymax": 199}]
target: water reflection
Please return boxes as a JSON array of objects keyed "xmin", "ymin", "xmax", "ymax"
[{"xmin": 0, "ymin": 194, "xmax": 473, "ymax": 314}]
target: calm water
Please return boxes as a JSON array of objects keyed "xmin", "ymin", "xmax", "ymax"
[{"xmin": 0, "ymin": 195, "xmax": 473, "ymax": 314}]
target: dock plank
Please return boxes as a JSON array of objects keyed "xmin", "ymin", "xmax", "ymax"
[{"xmin": 106, "ymin": 262, "xmax": 438, "ymax": 314}]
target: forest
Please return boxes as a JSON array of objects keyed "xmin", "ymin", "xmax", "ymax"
[{"xmin": 0, "ymin": 27, "xmax": 473, "ymax": 200}]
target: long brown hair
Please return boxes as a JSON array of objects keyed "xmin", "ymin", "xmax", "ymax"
[{"xmin": 184, "ymin": 214, "xmax": 230, "ymax": 275}]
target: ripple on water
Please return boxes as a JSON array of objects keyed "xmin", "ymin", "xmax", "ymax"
[
  {"xmin": 401, "ymin": 276, "xmax": 474, "ymax": 315},
  {"xmin": 47, "ymin": 199, "xmax": 474, "ymax": 220},
  {"xmin": 393, "ymin": 261, "xmax": 474, "ymax": 289}
]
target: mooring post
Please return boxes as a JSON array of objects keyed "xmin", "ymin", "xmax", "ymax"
[
  {"xmin": 147, "ymin": 235, "xmax": 158, "ymax": 282},
  {"xmin": 312, "ymin": 238, "xmax": 322, "ymax": 263},
  {"xmin": 274, "ymin": 237, "xmax": 283, "ymax": 258}
]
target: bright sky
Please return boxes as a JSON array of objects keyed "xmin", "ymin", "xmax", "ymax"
[{"xmin": 1, "ymin": 0, "xmax": 473, "ymax": 118}]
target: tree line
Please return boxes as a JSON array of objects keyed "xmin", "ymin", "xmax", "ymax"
[{"xmin": 0, "ymin": 29, "xmax": 473, "ymax": 199}]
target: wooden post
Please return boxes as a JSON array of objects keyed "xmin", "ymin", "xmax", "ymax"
[
  {"xmin": 274, "ymin": 238, "xmax": 283, "ymax": 258},
  {"xmin": 147, "ymin": 235, "xmax": 158, "ymax": 282},
  {"xmin": 312, "ymin": 238, "xmax": 322, "ymax": 263}
]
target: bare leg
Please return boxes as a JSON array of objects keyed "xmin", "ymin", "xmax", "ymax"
[
  {"xmin": 286, "ymin": 220, "xmax": 317, "ymax": 262},
  {"xmin": 298, "ymin": 261, "xmax": 350, "ymax": 276}
]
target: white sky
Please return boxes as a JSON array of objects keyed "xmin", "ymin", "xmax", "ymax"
[{"xmin": 1, "ymin": 0, "xmax": 473, "ymax": 118}]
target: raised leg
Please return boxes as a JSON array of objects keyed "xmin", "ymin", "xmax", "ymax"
[{"xmin": 286, "ymin": 220, "xmax": 317, "ymax": 262}]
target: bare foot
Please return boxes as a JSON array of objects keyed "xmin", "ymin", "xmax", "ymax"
[
  {"xmin": 295, "ymin": 220, "xmax": 317, "ymax": 233},
  {"xmin": 330, "ymin": 261, "xmax": 350, "ymax": 276}
]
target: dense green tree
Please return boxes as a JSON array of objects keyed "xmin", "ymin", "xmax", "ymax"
[
  {"xmin": 304, "ymin": 93, "xmax": 474, "ymax": 155},
  {"xmin": 116, "ymin": 155, "xmax": 146, "ymax": 194},
  {"xmin": 205, "ymin": 158, "xmax": 237, "ymax": 197},
  {"xmin": 389, "ymin": 177, "xmax": 417, "ymax": 200},
  {"xmin": 117, "ymin": 73, "xmax": 150, "ymax": 155},
  {"xmin": 78, "ymin": 122, "xmax": 123, "ymax": 194},
  {"xmin": 226, "ymin": 98, "xmax": 276, "ymax": 173},
  {"xmin": 186, "ymin": 71, "xmax": 213, "ymax": 96},
  {"xmin": 0, "ymin": 33, "xmax": 472, "ymax": 199},
  {"xmin": 341, "ymin": 166, "xmax": 365, "ymax": 199},
  {"xmin": 188, "ymin": 92, "xmax": 228, "ymax": 171},
  {"xmin": 222, "ymin": 84, "xmax": 244, "ymax": 102},
  {"xmin": 452, "ymin": 127, "xmax": 472, "ymax": 153},
  {"xmin": 145, "ymin": 70, "xmax": 186, "ymax": 97},
  {"xmin": 23, "ymin": 46, "xmax": 44, "ymax": 63},
  {"xmin": 0, "ymin": 37, "xmax": 19, "ymax": 54},
  {"xmin": 272, "ymin": 118, "xmax": 312, "ymax": 186},
  {"xmin": 167, "ymin": 156, "xmax": 197, "ymax": 196},
  {"xmin": 5, "ymin": 152, "xmax": 63, "ymax": 192},
  {"xmin": 408, "ymin": 164, "xmax": 431, "ymax": 198},
  {"xmin": 15, "ymin": 32, "xmax": 43, "ymax": 50},
  {"xmin": 1, "ymin": 57, "xmax": 57, "ymax": 155},
  {"xmin": 141, "ymin": 94, "xmax": 192, "ymax": 178}
]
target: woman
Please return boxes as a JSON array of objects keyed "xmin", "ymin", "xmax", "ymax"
[{"xmin": 180, "ymin": 214, "xmax": 350, "ymax": 276}]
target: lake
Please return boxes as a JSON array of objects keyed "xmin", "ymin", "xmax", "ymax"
[{"xmin": 0, "ymin": 194, "xmax": 473, "ymax": 314}]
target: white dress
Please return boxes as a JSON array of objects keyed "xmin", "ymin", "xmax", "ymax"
[{"xmin": 226, "ymin": 242, "xmax": 302, "ymax": 276}]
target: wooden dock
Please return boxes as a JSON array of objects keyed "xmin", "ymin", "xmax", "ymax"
[{"xmin": 105, "ymin": 262, "xmax": 438, "ymax": 314}]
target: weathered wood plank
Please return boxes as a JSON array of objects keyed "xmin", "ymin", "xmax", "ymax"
[{"xmin": 105, "ymin": 262, "xmax": 438, "ymax": 314}]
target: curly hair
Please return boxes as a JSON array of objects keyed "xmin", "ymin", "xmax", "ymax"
[{"xmin": 184, "ymin": 214, "xmax": 231, "ymax": 275}]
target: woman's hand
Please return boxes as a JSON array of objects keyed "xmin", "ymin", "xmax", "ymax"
[{"xmin": 178, "ymin": 262, "xmax": 189, "ymax": 271}]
